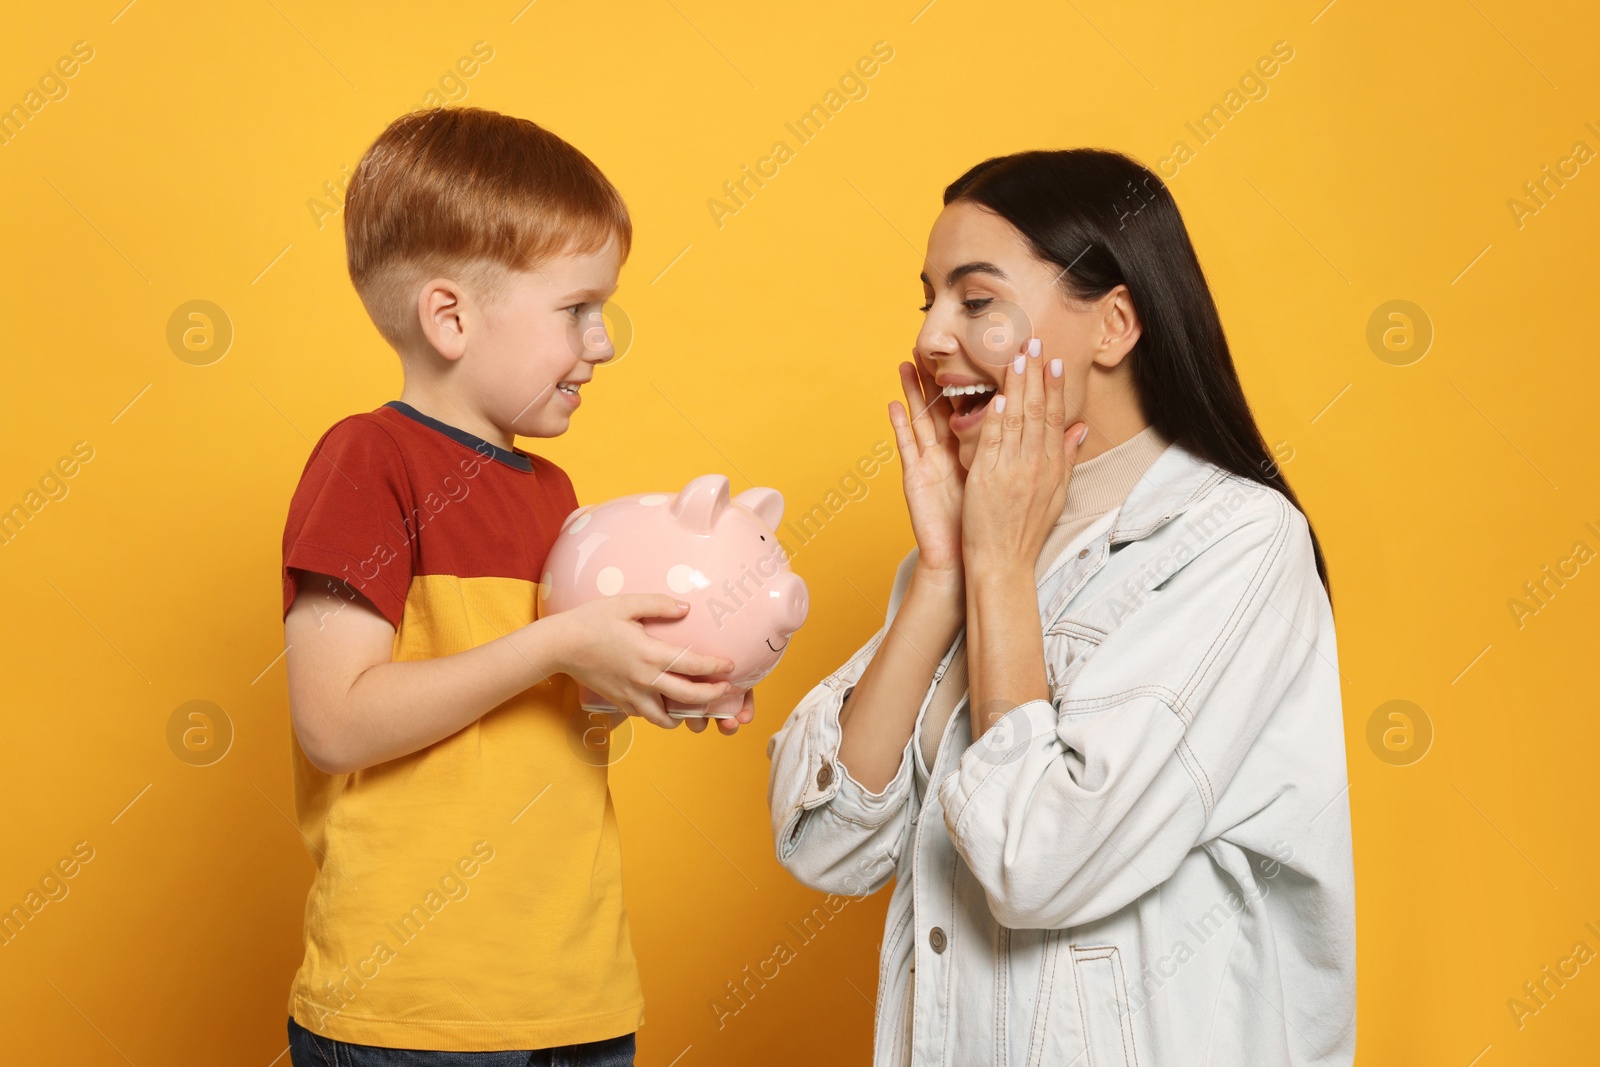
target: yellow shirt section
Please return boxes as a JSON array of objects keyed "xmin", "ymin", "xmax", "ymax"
[{"xmin": 288, "ymin": 574, "xmax": 644, "ymax": 1051}]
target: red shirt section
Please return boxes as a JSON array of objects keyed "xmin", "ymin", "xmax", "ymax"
[{"xmin": 281, "ymin": 402, "xmax": 579, "ymax": 628}]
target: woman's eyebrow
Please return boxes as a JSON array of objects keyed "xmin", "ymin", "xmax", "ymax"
[{"xmin": 918, "ymin": 261, "xmax": 1009, "ymax": 287}]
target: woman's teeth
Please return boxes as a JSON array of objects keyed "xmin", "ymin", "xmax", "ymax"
[
  {"xmin": 942, "ymin": 382, "xmax": 996, "ymax": 415},
  {"xmin": 557, "ymin": 382, "xmax": 580, "ymax": 395}
]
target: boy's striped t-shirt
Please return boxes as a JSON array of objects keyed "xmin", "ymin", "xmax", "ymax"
[{"xmin": 279, "ymin": 399, "xmax": 643, "ymax": 1051}]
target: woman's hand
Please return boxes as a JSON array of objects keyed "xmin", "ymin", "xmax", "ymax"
[
  {"xmin": 888, "ymin": 355, "xmax": 966, "ymax": 580},
  {"xmin": 961, "ymin": 338, "xmax": 1088, "ymax": 575}
]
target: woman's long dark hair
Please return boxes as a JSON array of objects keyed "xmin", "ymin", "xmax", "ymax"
[{"xmin": 945, "ymin": 149, "xmax": 1332, "ymax": 602}]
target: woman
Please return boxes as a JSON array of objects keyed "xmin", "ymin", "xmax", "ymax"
[{"xmin": 765, "ymin": 149, "xmax": 1354, "ymax": 1067}]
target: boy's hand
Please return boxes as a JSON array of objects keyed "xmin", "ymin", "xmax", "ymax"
[{"xmin": 545, "ymin": 594, "xmax": 737, "ymax": 730}]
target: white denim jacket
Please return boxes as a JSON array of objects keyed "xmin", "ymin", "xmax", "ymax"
[{"xmin": 766, "ymin": 440, "xmax": 1355, "ymax": 1067}]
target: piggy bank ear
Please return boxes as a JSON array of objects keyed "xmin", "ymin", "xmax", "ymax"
[
  {"xmin": 670, "ymin": 474, "xmax": 731, "ymax": 533},
  {"xmin": 732, "ymin": 487, "xmax": 784, "ymax": 530}
]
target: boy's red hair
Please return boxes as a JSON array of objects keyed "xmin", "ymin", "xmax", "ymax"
[{"xmin": 344, "ymin": 106, "xmax": 631, "ymax": 349}]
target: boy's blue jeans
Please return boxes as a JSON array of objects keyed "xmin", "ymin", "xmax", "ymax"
[{"xmin": 287, "ymin": 1018, "xmax": 636, "ymax": 1067}]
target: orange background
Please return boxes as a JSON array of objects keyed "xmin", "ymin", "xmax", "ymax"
[{"xmin": 2, "ymin": 1, "xmax": 1596, "ymax": 1063}]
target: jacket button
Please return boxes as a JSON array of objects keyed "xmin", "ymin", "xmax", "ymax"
[
  {"xmin": 816, "ymin": 764, "xmax": 834, "ymax": 789},
  {"xmin": 929, "ymin": 927, "xmax": 947, "ymax": 953},
  {"xmin": 1077, "ymin": 548, "xmax": 1090, "ymax": 559}
]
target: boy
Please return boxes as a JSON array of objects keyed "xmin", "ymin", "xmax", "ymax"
[{"xmin": 279, "ymin": 106, "xmax": 750, "ymax": 1065}]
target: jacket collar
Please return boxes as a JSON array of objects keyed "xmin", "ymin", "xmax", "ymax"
[
  {"xmin": 1107, "ymin": 438, "xmax": 1231, "ymax": 545},
  {"xmin": 1028, "ymin": 438, "xmax": 1232, "ymax": 628}
]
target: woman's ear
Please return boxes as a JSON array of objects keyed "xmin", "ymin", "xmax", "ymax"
[{"xmin": 1094, "ymin": 284, "xmax": 1142, "ymax": 369}]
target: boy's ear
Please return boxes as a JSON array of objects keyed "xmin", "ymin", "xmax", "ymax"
[{"xmin": 417, "ymin": 277, "xmax": 469, "ymax": 362}]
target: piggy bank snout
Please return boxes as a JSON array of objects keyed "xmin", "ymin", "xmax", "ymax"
[{"xmin": 772, "ymin": 573, "xmax": 808, "ymax": 635}]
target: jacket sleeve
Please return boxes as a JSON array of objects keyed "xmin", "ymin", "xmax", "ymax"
[
  {"xmin": 766, "ymin": 550, "xmax": 927, "ymax": 898},
  {"xmin": 936, "ymin": 488, "xmax": 1326, "ymax": 930}
]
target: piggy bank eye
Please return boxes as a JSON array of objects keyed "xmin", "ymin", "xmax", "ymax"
[{"xmin": 760, "ymin": 535, "xmax": 766, "ymax": 541}]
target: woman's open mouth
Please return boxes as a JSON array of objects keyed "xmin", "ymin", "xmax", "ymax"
[{"xmin": 944, "ymin": 382, "xmax": 997, "ymax": 432}]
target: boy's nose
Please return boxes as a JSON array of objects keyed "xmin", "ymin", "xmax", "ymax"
[{"xmin": 578, "ymin": 313, "xmax": 615, "ymax": 362}]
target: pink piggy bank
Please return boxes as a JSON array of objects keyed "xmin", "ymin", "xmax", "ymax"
[{"xmin": 537, "ymin": 474, "xmax": 809, "ymax": 718}]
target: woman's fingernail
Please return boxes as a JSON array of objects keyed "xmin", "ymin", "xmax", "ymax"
[
  {"xmin": 1028, "ymin": 338, "xmax": 1042, "ymax": 358},
  {"xmin": 995, "ymin": 395, "xmax": 1007, "ymax": 413},
  {"xmin": 1013, "ymin": 355, "xmax": 1025, "ymax": 374},
  {"xmin": 1077, "ymin": 425, "xmax": 1089, "ymax": 444},
  {"xmin": 1050, "ymin": 358, "xmax": 1062, "ymax": 378}
]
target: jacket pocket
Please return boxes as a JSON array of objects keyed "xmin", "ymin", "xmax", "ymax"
[{"xmin": 1070, "ymin": 945, "xmax": 1137, "ymax": 1067}]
